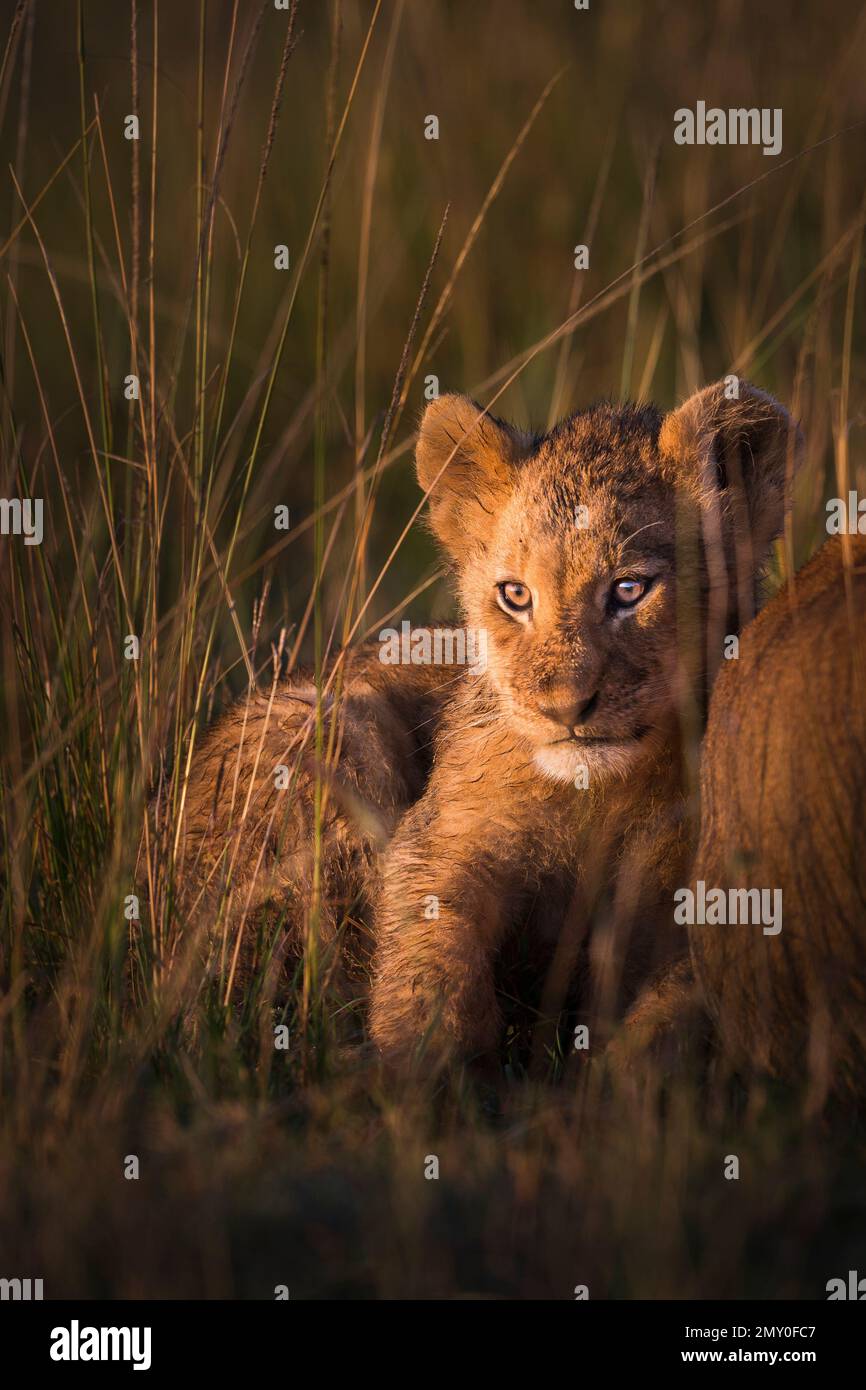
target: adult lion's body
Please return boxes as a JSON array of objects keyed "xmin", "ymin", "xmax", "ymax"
[{"xmin": 690, "ymin": 536, "xmax": 866, "ymax": 1099}]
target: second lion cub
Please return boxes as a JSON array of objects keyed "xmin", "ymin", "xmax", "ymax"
[{"xmin": 369, "ymin": 381, "xmax": 802, "ymax": 1065}]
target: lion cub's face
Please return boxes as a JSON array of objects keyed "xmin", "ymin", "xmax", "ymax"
[
  {"xmin": 471, "ymin": 408, "xmax": 677, "ymax": 781},
  {"xmin": 416, "ymin": 383, "xmax": 801, "ymax": 785}
]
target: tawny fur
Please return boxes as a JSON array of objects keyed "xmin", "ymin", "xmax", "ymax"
[
  {"xmin": 368, "ymin": 381, "xmax": 803, "ymax": 1064},
  {"xmin": 163, "ymin": 645, "xmax": 458, "ymax": 994},
  {"xmin": 168, "ymin": 377, "xmax": 805, "ymax": 1067},
  {"xmin": 687, "ymin": 535, "xmax": 866, "ymax": 1101}
]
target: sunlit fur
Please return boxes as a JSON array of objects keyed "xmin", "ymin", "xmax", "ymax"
[
  {"xmin": 370, "ymin": 381, "xmax": 803, "ymax": 1065},
  {"xmin": 456, "ymin": 404, "xmax": 683, "ymax": 787},
  {"xmin": 689, "ymin": 536, "xmax": 866, "ymax": 1102},
  {"xmin": 174, "ymin": 379, "xmax": 803, "ymax": 1064}
]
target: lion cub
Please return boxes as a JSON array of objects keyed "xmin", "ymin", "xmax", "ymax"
[{"xmin": 369, "ymin": 380, "xmax": 803, "ymax": 1064}]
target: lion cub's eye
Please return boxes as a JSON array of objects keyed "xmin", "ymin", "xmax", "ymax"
[
  {"xmin": 611, "ymin": 576, "xmax": 648, "ymax": 608},
  {"xmin": 497, "ymin": 581, "xmax": 533, "ymax": 615}
]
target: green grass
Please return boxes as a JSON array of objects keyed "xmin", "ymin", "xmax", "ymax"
[{"xmin": 1, "ymin": 0, "xmax": 866, "ymax": 1297}]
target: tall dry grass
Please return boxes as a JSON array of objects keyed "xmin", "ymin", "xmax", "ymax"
[{"xmin": 1, "ymin": 0, "xmax": 865, "ymax": 1296}]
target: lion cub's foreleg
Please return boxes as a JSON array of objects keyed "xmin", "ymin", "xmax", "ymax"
[
  {"xmin": 369, "ymin": 788, "xmax": 520, "ymax": 1066},
  {"xmin": 605, "ymin": 957, "xmax": 709, "ymax": 1076}
]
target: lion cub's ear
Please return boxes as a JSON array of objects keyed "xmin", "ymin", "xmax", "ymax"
[
  {"xmin": 658, "ymin": 379, "xmax": 804, "ymax": 572},
  {"xmin": 415, "ymin": 394, "xmax": 535, "ymax": 560}
]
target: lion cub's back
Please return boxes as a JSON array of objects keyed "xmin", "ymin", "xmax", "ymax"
[{"xmin": 167, "ymin": 643, "xmax": 459, "ymax": 956}]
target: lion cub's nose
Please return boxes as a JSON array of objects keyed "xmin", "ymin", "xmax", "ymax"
[{"xmin": 540, "ymin": 688, "xmax": 599, "ymax": 731}]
